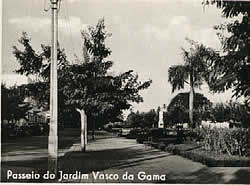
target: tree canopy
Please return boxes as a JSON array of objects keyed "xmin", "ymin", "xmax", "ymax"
[
  {"xmin": 202, "ymin": 1, "xmax": 250, "ymax": 103},
  {"xmin": 13, "ymin": 32, "xmax": 68, "ymax": 81},
  {"xmin": 168, "ymin": 39, "xmax": 213, "ymax": 93},
  {"xmin": 61, "ymin": 19, "xmax": 152, "ymax": 125},
  {"xmin": 12, "ymin": 18, "xmax": 152, "ymax": 127},
  {"xmin": 167, "ymin": 92, "xmax": 212, "ymax": 112},
  {"xmin": 166, "ymin": 92, "xmax": 212, "ymax": 124}
]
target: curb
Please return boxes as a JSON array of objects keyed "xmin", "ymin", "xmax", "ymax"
[{"xmin": 149, "ymin": 142, "xmax": 250, "ymax": 167}]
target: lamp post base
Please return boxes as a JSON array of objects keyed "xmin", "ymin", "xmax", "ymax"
[{"xmin": 48, "ymin": 135, "xmax": 58, "ymax": 176}]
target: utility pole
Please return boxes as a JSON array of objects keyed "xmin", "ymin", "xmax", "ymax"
[
  {"xmin": 48, "ymin": 0, "xmax": 60, "ymax": 175},
  {"xmin": 0, "ymin": 0, "xmax": 2, "ymax": 180}
]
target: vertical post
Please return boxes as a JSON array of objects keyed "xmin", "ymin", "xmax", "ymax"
[
  {"xmin": 0, "ymin": 0, "xmax": 2, "ymax": 180},
  {"xmin": 48, "ymin": 0, "xmax": 58, "ymax": 175}
]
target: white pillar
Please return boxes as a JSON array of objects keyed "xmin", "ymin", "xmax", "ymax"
[
  {"xmin": 77, "ymin": 109, "xmax": 87, "ymax": 152},
  {"xmin": 84, "ymin": 112, "xmax": 87, "ymax": 146},
  {"xmin": 80, "ymin": 110, "xmax": 85, "ymax": 151}
]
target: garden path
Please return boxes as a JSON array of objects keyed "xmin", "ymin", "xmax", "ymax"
[
  {"xmin": 2, "ymin": 129, "xmax": 250, "ymax": 183},
  {"xmin": 60, "ymin": 137, "xmax": 250, "ymax": 183}
]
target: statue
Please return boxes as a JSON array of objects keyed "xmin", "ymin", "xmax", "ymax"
[{"xmin": 158, "ymin": 104, "xmax": 167, "ymax": 128}]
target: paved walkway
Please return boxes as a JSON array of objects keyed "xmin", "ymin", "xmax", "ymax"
[{"xmin": 58, "ymin": 137, "xmax": 250, "ymax": 184}]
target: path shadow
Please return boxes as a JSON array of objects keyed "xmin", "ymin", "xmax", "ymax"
[
  {"xmin": 1, "ymin": 157, "xmax": 48, "ymax": 182},
  {"xmin": 2, "ymin": 128, "xmax": 81, "ymax": 154},
  {"xmin": 228, "ymin": 169, "xmax": 250, "ymax": 184},
  {"xmin": 164, "ymin": 167, "xmax": 225, "ymax": 184},
  {"xmin": 1, "ymin": 130, "xmax": 117, "ymax": 182},
  {"xmin": 1, "ymin": 128, "xmax": 81, "ymax": 182},
  {"xmin": 162, "ymin": 166, "xmax": 250, "ymax": 184},
  {"xmin": 58, "ymin": 146, "xmax": 170, "ymax": 174}
]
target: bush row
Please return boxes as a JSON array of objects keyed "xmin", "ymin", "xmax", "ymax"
[
  {"xmin": 2, "ymin": 123, "xmax": 48, "ymax": 138},
  {"xmin": 191, "ymin": 127, "xmax": 249, "ymax": 156},
  {"xmin": 163, "ymin": 144, "xmax": 250, "ymax": 167}
]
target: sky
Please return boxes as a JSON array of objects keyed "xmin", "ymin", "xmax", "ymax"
[{"xmin": 1, "ymin": 0, "xmax": 244, "ymax": 112}]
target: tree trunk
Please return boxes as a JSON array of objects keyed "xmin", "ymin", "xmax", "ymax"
[
  {"xmin": 84, "ymin": 112, "xmax": 87, "ymax": 146},
  {"xmin": 189, "ymin": 74, "xmax": 195, "ymax": 128},
  {"xmin": 76, "ymin": 108, "xmax": 87, "ymax": 152},
  {"xmin": 92, "ymin": 117, "xmax": 95, "ymax": 140}
]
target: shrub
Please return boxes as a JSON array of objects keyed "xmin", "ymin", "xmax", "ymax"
[
  {"xmin": 158, "ymin": 142, "xmax": 166, "ymax": 150},
  {"xmin": 2, "ymin": 122, "xmax": 46, "ymax": 137},
  {"xmin": 165, "ymin": 144, "xmax": 179, "ymax": 154},
  {"xmin": 184, "ymin": 128, "xmax": 204, "ymax": 142},
  {"xmin": 136, "ymin": 128, "xmax": 151, "ymax": 143},
  {"xmin": 196, "ymin": 127, "xmax": 249, "ymax": 156}
]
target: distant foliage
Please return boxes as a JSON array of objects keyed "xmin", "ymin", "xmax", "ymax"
[
  {"xmin": 126, "ymin": 109, "xmax": 158, "ymax": 128},
  {"xmin": 210, "ymin": 101, "xmax": 249, "ymax": 128},
  {"xmin": 1, "ymin": 84, "xmax": 31, "ymax": 122},
  {"xmin": 166, "ymin": 92, "xmax": 212, "ymax": 125}
]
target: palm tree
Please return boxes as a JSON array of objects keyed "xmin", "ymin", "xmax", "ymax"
[{"xmin": 168, "ymin": 39, "xmax": 211, "ymax": 128}]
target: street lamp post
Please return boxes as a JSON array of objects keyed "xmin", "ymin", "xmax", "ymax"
[{"xmin": 48, "ymin": 0, "xmax": 59, "ymax": 175}]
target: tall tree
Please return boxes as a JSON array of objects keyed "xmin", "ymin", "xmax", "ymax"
[
  {"xmin": 62, "ymin": 19, "xmax": 152, "ymax": 144},
  {"xmin": 168, "ymin": 39, "xmax": 213, "ymax": 128},
  {"xmin": 202, "ymin": 1, "xmax": 250, "ymax": 104},
  {"xmin": 12, "ymin": 19, "xmax": 152, "ymax": 151}
]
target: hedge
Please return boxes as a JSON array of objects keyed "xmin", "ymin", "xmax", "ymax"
[
  {"xmin": 163, "ymin": 144, "xmax": 250, "ymax": 167},
  {"xmin": 196, "ymin": 127, "xmax": 249, "ymax": 156}
]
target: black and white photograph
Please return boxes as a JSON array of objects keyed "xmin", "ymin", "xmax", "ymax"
[{"xmin": 1, "ymin": 0, "xmax": 250, "ymax": 183}]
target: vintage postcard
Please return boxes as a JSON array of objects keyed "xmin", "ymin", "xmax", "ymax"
[{"xmin": 1, "ymin": 0, "xmax": 249, "ymax": 184}]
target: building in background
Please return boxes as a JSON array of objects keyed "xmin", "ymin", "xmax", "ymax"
[{"xmin": 1, "ymin": 74, "xmax": 47, "ymax": 127}]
